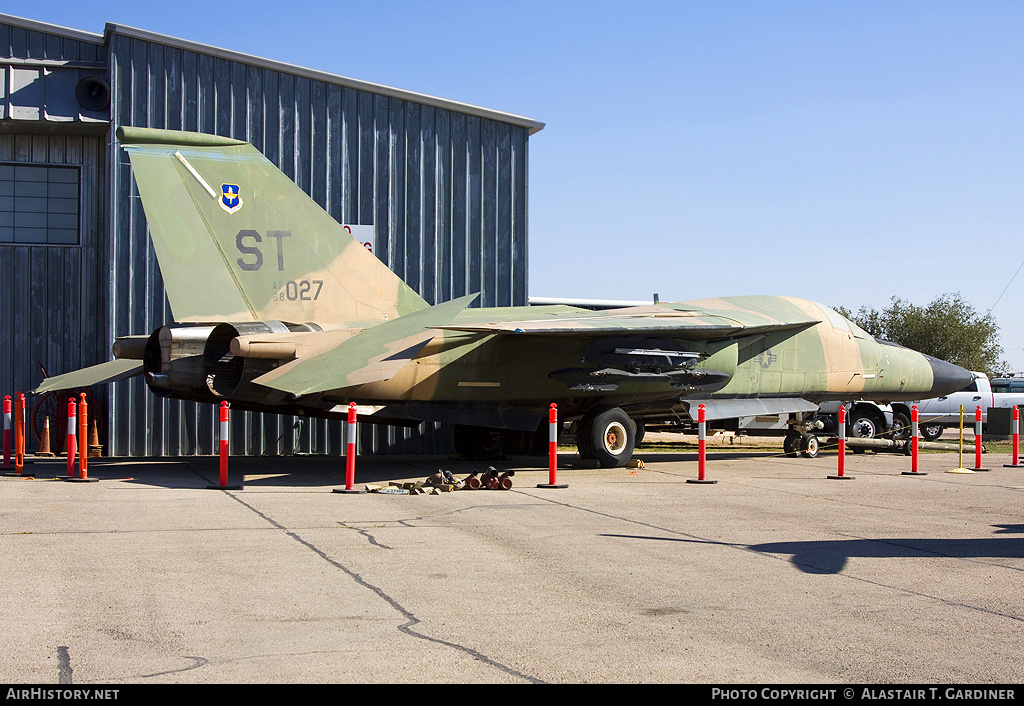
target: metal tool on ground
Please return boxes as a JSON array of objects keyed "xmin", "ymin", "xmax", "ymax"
[{"xmin": 483, "ymin": 467, "xmax": 501, "ymax": 489}]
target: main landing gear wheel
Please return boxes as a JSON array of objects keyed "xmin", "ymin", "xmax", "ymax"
[
  {"xmin": 784, "ymin": 431, "xmax": 801, "ymax": 457},
  {"xmin": 578, "ymin": 407, "xmax": 635, "ymax": 468},
  {"xmin": 633, "ymin": 418, "xmax": 646, "ymax": 447},
  {"xmin": 890, "ymin": 411, "xmax": 912, "ymax": 441},
  {"xmin": 453, "ymin": 425, "xmax": 504, "ymax": 461}
]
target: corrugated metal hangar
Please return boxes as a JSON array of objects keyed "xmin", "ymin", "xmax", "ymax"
[{"xmin": 0, "ymin": 13, "xmax": 544, "ymax": 457}]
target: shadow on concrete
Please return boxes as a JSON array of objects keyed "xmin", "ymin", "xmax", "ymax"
[
  {"xmin": 599, "ymin": 527, "xmax": 1024, "ymax": 575},
  {"xmin": 748, "ymin": 534, "xmax": 1024, "ymax": 574},
  {"xmin": 16, "ymin": 454, "xmax": 554, "ymax": 490}
]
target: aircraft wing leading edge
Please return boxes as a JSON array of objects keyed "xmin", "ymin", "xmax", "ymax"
[{"xmin": 436, "ymin": 314, "xmax": 820, "ymax": 340}]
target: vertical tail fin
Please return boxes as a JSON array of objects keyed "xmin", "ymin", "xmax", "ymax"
[{"xmin": 117, "ymin": 126, "xmax": 427, "ymax": 324}]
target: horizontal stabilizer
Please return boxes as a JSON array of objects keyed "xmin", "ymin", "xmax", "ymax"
[
  {"xmin": 254, "ymin": 293, "xmax": 479, "ymax": 395},
  {"xmin": 33, "ymin": 359, "xmax": 144, "ymax": 395}
]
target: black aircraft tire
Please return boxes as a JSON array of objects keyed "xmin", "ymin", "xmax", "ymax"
[
  {"xmin": 920, "ymin": 424, "xmax": 944, "ymax": 442},
  {"xmin": 453, "ymin": 425, "xmax": 504, "ymax": 461},
  {"xmin": 800, "ymin": 433, "xmax": 820, "ymax": 459},
  {"xmin": 891, "ymin": 411, "xmax": 912, "ymax": 441},
  {"xmin": 633, "ymin": 419, "xmax": 646, "ymax": 447},
  {"xmin": 575, "ymin": 422, "xmax": 596, "ymax": 459},
  {"xmin": 783, "ymin": 431, "xmax": 801, "ymax": 457},
  {"xmin": 580, "ymin": 407, "xmax": 635, "ymax": 468}
]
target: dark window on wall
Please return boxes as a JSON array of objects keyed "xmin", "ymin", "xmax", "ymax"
[{"xmin": 0, "ymin": 164, "xmax": 81, "ymax": 245}]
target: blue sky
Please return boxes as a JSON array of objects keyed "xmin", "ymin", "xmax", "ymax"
[{"xmin": 7, "ymin": 1, "xmax": 1024, "ymax": 371}]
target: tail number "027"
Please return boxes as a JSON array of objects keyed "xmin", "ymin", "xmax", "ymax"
[{"xmin": 272, "ymin": 280, "xmax": 323, "ymax": 301}]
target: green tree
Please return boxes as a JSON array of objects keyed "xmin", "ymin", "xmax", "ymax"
[{"xmin": 835, "ymin": 293, "xmax": 1005, "ymax": 376}]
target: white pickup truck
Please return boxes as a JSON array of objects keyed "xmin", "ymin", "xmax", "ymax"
[
  {"xmin": 697, "ymin": 373, "xmax": 1024, "ymax": 456},
  {"xmin": 906, "ymin": 372, "xmax": 1024, "ymax": 440},
  {"xmin": 810, "ymin": 372, "xmax": 1024, "ymax": 444}
]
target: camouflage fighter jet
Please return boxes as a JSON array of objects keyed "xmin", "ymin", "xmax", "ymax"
[{"xmin": 35, "ymin": 127, "xmax": 973, "ymax": 467}]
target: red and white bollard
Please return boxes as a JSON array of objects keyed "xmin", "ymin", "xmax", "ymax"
[
  {"xmin": 8, "ymin": 392, "xmax": 30, "ymax": 477},
  {"xmin": 220, "ymin": 400, "xmax": 229, "ymax": 481},
  {"xmin": 334, "ymin": 402, "xmax": 365, "ymax": 494},
  {"xmin": 828, "ymin": 405, "xmax": 854, "ymax": 480},
  {"xmin": 837, "ymin": 405, "xmax": 846, "ymax": 475},
  {"xmin": 687, "ymin": 403, "xmax": 717, "ymax": 484},
  {"xmin": 208, "ymin": 401, "xmax": 241, "ymax": 489},
  {"xmin": 14, "ymin": 393, "xmax": 23, "ymax": 474},
  {"xmin": 66, "ymin": 394, "xmax": 97, "ymax": 482},
  {"xmin": 66, "ymin": 398, "xmax": 77, "ymax": 477},
  {"xmin": 2, "ymin": 395, "xmax": 11, "ymax": 470},
  {"xmin": 1005, "ymin": 406, "xmax": 1022, "ymax": 468},
  {"xmin": 78, "ymin": 392, "xmax": 88, "ymax": 478},
  {"xmin": 549, "ymin": 403, "xmax": 558, "ymax": 480},
  {"xmin": 345, "ymin": 402, "xmax": 356, "ymax": 488},
  {"xmin": 972, "ymin": 405, "xmax": 989, "ymax": 471},
  {"xmin": 538, "ymin": 403, "xmax": 567, "ymax": 488},
  {"xmin": 903, "ymin": 405, "xmax": 926, "ymax": 475}
]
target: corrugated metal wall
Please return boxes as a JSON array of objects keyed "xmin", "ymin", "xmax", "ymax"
[
  {"xmin": 0, "ymin": 131, "xmax": 108, "ymax": 443},
  {"xmin": 0, "ymin": 19, "xmax": 104, "ymax": 69},
  {"xmin": 0, "ymin": 19, "xmax": 109, "ymax": 453},
  {"xmin": 105, "ymin": 28, "xmax": 532, "ymax": 457}
]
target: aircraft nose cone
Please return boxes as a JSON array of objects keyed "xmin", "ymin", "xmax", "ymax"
[{"xmin": 926, "ymin": 356, "xmax": 974, "ymax": 397}]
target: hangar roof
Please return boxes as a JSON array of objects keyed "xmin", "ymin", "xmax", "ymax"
[{"xmin": 0, "ymin": 12, "xmax": 545, "ymax": 135}]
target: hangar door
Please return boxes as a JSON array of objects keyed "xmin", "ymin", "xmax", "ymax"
[{"xmin": 0, "ymin": 130, "xmax": 109, "ymax": 451}]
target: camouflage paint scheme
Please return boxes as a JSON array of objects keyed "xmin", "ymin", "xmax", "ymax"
[{"xmin": 36, "ymin": 127, "xmax": 972, "ymax": 467}]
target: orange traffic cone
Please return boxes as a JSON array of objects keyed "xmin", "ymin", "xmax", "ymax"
[
  {"xmin": 88, "ymin": 420, "xmax": 102, "ymax": 457},
  {"xmin": 37, "ymin": 417, "xmax": 55, "ymax": 457}
]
